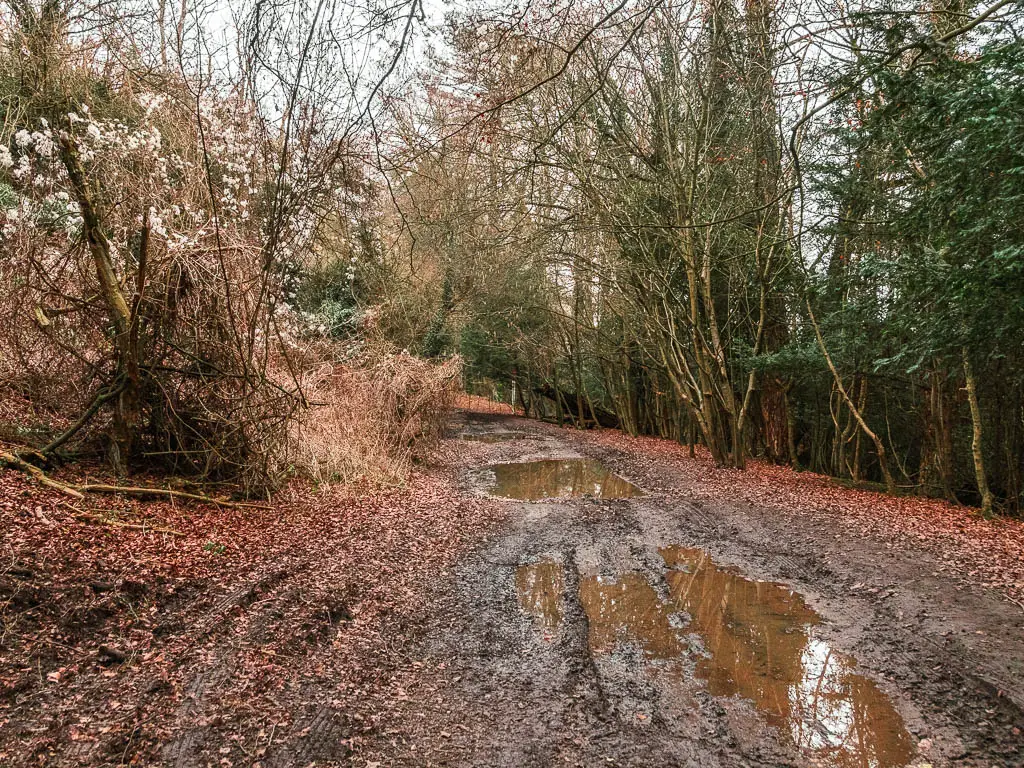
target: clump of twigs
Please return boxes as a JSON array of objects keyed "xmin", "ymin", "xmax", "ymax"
[{"xmin": 285, "ymin": 347, "xmax": 462, "ymax": 486}]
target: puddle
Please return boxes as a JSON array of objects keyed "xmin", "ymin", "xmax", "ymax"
[
  {"xmin": 477, "ymin": 459, "xmax": 643, "ymax": 500},
  {"xmin": 461, "ymin": 431, "xmax": 522, "ymax": 443},
  {"xmin": 512, "ymin": 547, "xmax": 913, "ymax": 767},
  {"xmin": 515, "ymin": 560, "xmax": 564, "ymax": 631},
  {"xmin": 579, "ymin": 573, "xmax": 686, "ymax": 658},
  {"xmin": 661, "ymin": 546, "xmax": 914, "ymax": 768}
]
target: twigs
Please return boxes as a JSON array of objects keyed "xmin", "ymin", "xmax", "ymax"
[
  {"xmin": 61, "ymin": 502, "xmax": 186, "ymax": 536},
  {"xmin": 40, "ymin": 379, "xmax": 127, "ymax": 456},
  {"xmin": 0, "ymin": 451, "xmax": 84, "ymax": 499},
  {"xmin": 74, "ymin": 484, "xmax": 274, "ymax": 510},
  {"xmin": 1, "ymin": 449, "xmax": 273, "ymax": 510}
]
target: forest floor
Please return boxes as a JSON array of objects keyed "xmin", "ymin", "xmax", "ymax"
[{"xmin": 3, "ymin": 405, "xmax": 1024, "ymax": 766}]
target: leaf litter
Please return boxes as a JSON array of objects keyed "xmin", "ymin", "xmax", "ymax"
[{"xmin": 0, "ymin": 439, "xmax": 502, "ymax": 765}]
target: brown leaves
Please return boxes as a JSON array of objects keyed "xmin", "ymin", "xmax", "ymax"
[
  {"xmin": 580, "ymin": 429, "xmax": 1024, "ymax": 605},
  {"xmin": 0, "ymin": 448, "xmax": 502, "ymax": 766}
]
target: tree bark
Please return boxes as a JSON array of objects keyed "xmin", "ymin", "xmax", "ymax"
[
  {"xmin": 806, "ymin": 297, "xmax": 896, "ymax": 492},
  {"xmin": 962, "ymin": 348, "xmax": 994, "ymax": 515},
  {"xmin": 59, "ymin": 133, "xmax": 139, "ymax": 471}
]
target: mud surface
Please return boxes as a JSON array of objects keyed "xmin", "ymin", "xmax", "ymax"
[
  {"xmin": 460, "ymin": 431, "xmax": 525, "ymax": 443},
  {"xmin": 471, "ymin": 458, "xmax": 644, "ymax": 500},
  {"xmin": 363, "ymin": 413, "xmax": 1024, "ymax": 767},
  {"xmin": 5, "ymin": 411, "xmax": 1024, "ymax": 766}
]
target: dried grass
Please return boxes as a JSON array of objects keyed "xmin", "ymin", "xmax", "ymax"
[
  {"xmin": 455, "ymin": 393, "xmax": 517, "ymax": 415},
  {"xmin": 286, "ymin": 349, "xmax": 462, "ymax": 485}
]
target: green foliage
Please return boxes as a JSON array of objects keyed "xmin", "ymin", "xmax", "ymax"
[
  {"xmin": 293, "ymin": 255, "xmax": 361, "ymax": 339},
  {"xmin": 879, "ymin": 41, "xmax": 1024, "ymax": 361},
  {"xmin": 0, "ymin": 182, "xmax": 16, "ymax": 209},
  {"xmin": 421, "ymin": 268, "xmax": 454, "ymax": 359},
  {"xmin": 819, "ymin": 38, "xmax": 1024, "ymax": 374},
  {"xmin": 747, "ymin": 342, "xmax": 827, "ymax": 381},
  {"xmin": 459, "ymin": 322, "xmax": 515, "ymax": 382}
]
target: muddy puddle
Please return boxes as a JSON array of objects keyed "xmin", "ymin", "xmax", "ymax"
[
  {"xmin": 580, "ymin": 573, "xmax": 687, "ymax": 658},
  {"xmin": 515, "ymin": 561, "xmax": 564, "ymax": 632},
  {"xmin": 460, "ymin": 431, "xmax": 522, "ymax": 443},
  {"xmin": 476, "ymin": 459, "xmax": 643, "ymax": 500},
  {"xmin": 515, "ymin": 549, "xmax": 914, "ymax": 768}
]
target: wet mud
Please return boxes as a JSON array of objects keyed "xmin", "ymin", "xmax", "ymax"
[
  {"xmin": 363, "ymin": 412, "xmax": 1024, "ymax": 767},
  {"xmin": 661, "ymin": 547, "xmax": 914, "ymax": 768},
  {"xmin": 513, "ymin": 547, "xmax": 915, "ymax": 768},
  {"xmin": 460, "ymin": 431, "xmax": 524, "ymax": 443},
  {"xmin": 472, "ymin": 458, "xmax": 644, "ymax": 500},
  {"xmin": 515, "ymin": 560, "xmax": 565, "ymax": 632}
]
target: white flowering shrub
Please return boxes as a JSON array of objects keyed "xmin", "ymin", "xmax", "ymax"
[
  {"xmin": 0, "ymin": 6, "xmax": 462, "ymax": 490},
  {"xmin": 0, "ymin": 28, "xmax": 344, "ymax": 487}
]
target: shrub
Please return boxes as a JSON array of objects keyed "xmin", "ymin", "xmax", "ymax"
[{"xmin": 284, "ymin": 348, "xmax": 462, "ymax": 485}]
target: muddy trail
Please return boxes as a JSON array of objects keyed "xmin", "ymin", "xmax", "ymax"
[
  {"xmin": 359, "ymin": 412, "xmax": 1024, "ymax": 768},
  {"xmin": 3, "ymin": 409, "xmax": 1024, "ymax": 767}
]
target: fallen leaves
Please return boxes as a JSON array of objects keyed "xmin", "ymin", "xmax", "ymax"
[
  {"xmin": 577, "ymin": 428, "xmax": 1024, "ymax": 605},
  {"xmin": 0, "ymin": 440, "xmax": 503, "ymax": 765}
]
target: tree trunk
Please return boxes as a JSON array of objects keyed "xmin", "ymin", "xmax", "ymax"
[
  {"xmin": 783, "ymin": 381, "xmax": 799, "ymax": 468},
  {"xmin": 59, "ymin": 133, "xmax": 139, "ymax": 472},
  {"xmin": 533, "ymin": 383, "xmax": 619, "ymax": 428},
  {"xmin": 807, "ymin": 298, "xmax": 895, "ymax": 492},
  {"xmin": 962, "ymin": 348, "xmax": 994, "ymax": 515}
]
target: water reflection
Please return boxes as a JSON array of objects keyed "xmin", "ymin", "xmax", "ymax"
[
  {"xmin": 515, "ymin": 560, "xmax": 565, "ymax": 631},
  {"xmin": 661, "ymin": 546, "xmax": 914, "ymax": 768},
  {"xmin": 579, "ymin": 573, "xmax": 687, "ymax": 658},
  {"xmin": 510, "ymin": 547, "xmax": 913, "ymax": 767},
  {"xmin": 480, "ymin": 459, "xmax": 643, "ymax": 500}
]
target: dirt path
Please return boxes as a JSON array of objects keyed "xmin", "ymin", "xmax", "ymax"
[
  {"xmin": 4, "ymin": 410, "xmax": 1024, "ymax": 766},
  {"xmin": 359, "ymin": 412, "xmax": 1024, "ymax": 768}
]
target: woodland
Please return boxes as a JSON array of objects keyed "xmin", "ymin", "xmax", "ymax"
[
  {"xmin": 389, "ymin": 0, "xmax": 1024, "ymax": 514},
  {"xmin": 2, "ymin": 0, "xmax": 1024, "ymax": 764},
  {"xmin": 2, "ymin": 0, "xmax": 1021, "ymax": 514}
]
